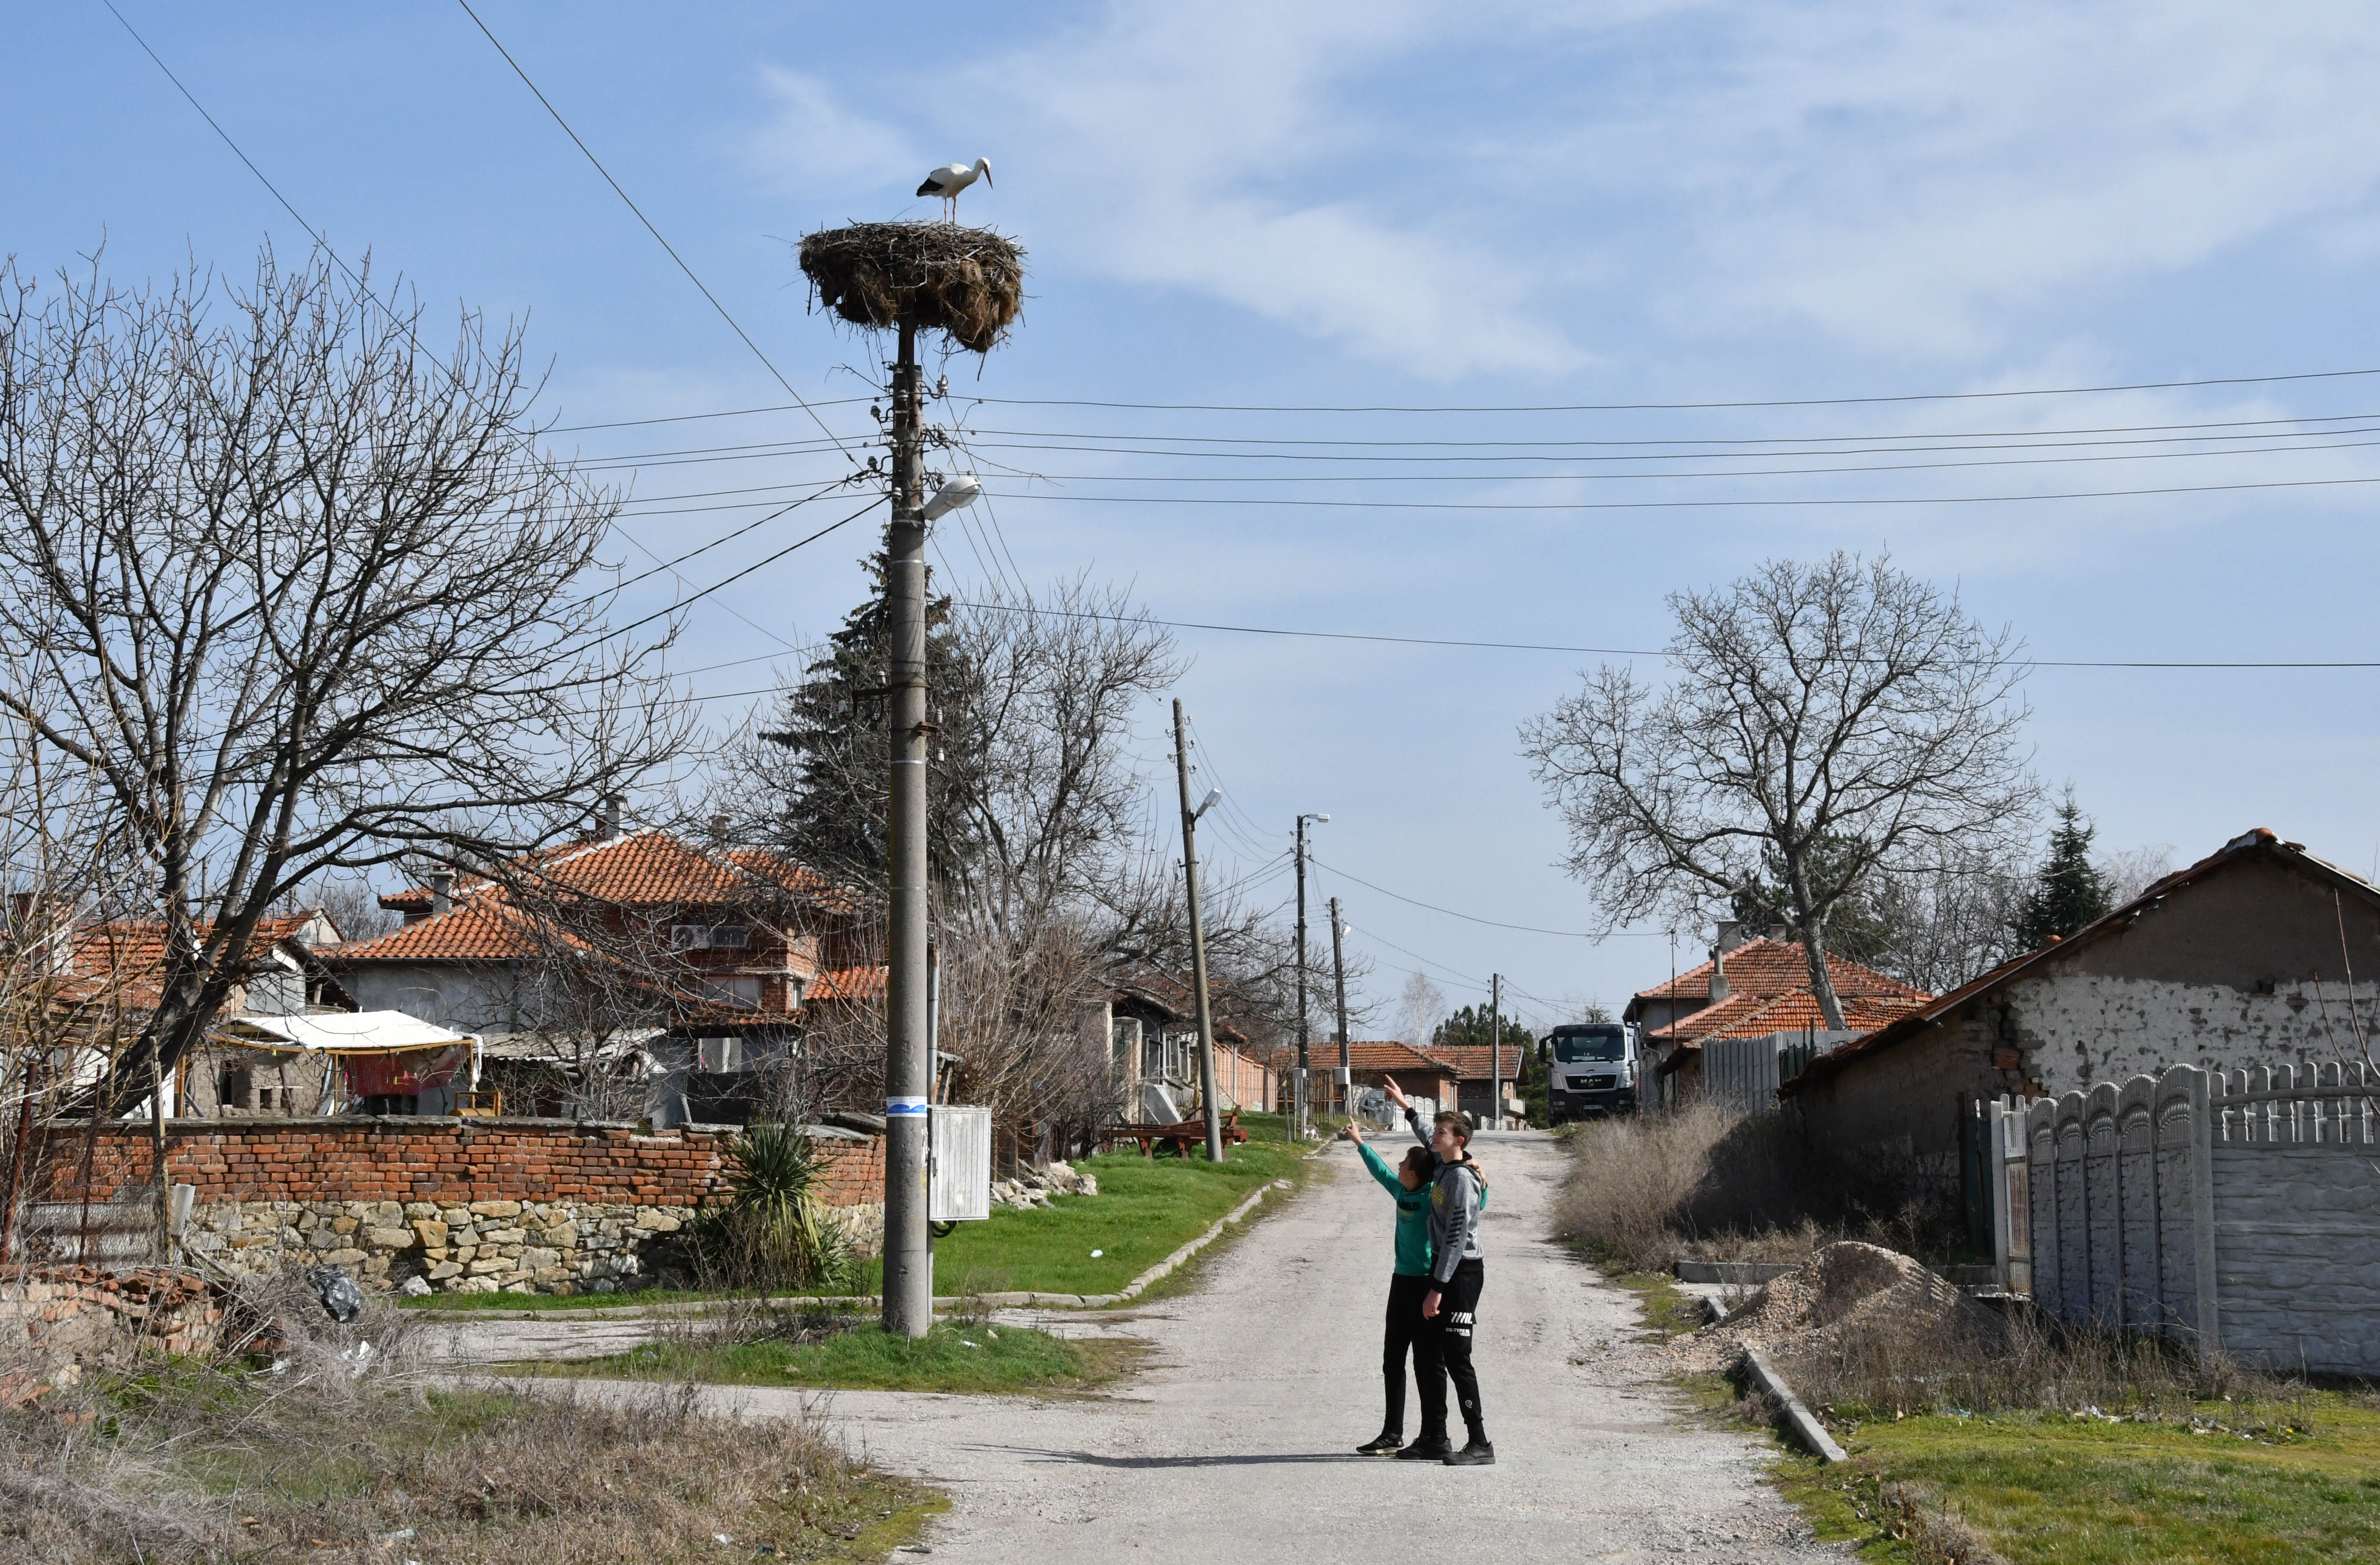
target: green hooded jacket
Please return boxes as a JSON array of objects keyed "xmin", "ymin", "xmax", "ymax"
[{"xmin": 1357, "ymin": 1139, "xmax": 1436, "ymax": 1276}]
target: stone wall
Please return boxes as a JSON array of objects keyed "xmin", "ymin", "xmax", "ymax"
[
  {"xmin": 0, "ymin": 1266, "xmax": 227, "ymax": 1388},
  {"xmin": 2010, "ymin": 1061, "xmax": 2380, "ymax": 1375},
  {"xmin": 28, "ymin": 1117, "xmax": 885, "ymax": 1297}
]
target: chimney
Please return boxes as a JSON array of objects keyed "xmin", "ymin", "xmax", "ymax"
[
  {"xmin": 599, "ymin": 795, "xmax": 623, "ymax": 840},
  {"xmin": 710, "ymin": 813, "xmax": 731, "ymax": 843},
  {"xmin": 1708, "ymin": 948, "xmax": 1729, "ymax": 1003},
  {"xmin": 1714, "ymin": 918, "xmax": 1747, "ymax": 954},
  {"xmin": 430, "ymin": 871, "xmax": 453, "ymax": 918},
  {"xmin": 1769, "ymin": 922, "xmax": 1788, "ymax": 942}
]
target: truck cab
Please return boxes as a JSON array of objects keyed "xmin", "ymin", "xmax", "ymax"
[{"xmin": 1545, "ymin": 1022, "xmax": 1638, "ymax": 1123}]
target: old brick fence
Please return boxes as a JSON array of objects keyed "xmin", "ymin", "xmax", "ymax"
[
  {"xmin": 1987, "ymin": 1061, "xmax": 2380, "ymax": 1376},
  {"xmin": 23, "ymin": 1117, "xmax": 884, "ymax": 1298}
]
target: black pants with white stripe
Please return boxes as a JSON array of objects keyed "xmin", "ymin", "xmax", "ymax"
[{"xmin": 1415, "ymin": 1258, "xmax": 1486, "ymax": 1445}]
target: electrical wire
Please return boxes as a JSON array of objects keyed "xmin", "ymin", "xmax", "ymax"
[
  {"xmin": 958, "ymin": 366, "xmax": 2380, "ymax": 414},
  {"xmin": 599, "ymin": 497, "xmax": 881, "ymax": 644},
  {"xmin": 453, "ymin": 0, "xmax": 851, "ymax": 459},
  {"xmin": 1309, "ymin": 857, "xmax": 1661, "ymax": 939},
  {"xmin": 949, "ymin": 598, "xmax": 2380, "ymax": 670}
]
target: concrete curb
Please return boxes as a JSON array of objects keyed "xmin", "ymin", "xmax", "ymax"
[
  {"xmin": 1742, "ymin": 1346, "xmax": 1847, "ymax": 1463},
  {"xmin": 409, "ymin": 1179, "xmax": 1292, "ymax": 1322}
]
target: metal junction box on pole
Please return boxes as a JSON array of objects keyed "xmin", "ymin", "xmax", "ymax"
[{"xmin": 930, "ymin": 1105, "xmax": 993, "ymax": 1223}]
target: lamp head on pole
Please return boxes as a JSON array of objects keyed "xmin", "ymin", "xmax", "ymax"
[
  {"xmin": 920, "ymin": 473, "xmax": 981, "ymax": 521},
  {"xmin": 1195, "ymin": 786, "xmax": 1222, "ymax": 821}
]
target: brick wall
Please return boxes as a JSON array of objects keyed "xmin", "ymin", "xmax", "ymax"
[{"xmin": 31, "ymin": 1117, "xmax": 883, "ymax": 1211}]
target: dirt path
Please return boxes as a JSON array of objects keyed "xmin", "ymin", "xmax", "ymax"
[{"xmin": 464, "ymin": 1131, "xmax": 1840, "ymax": 1562}]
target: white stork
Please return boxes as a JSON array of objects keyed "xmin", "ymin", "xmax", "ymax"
[{"xmin": 917, "ymin": 158, "xmax": 992, "ymax": 221}]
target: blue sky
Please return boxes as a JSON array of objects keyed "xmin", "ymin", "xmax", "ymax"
[{"xmin": 12, "ymin": 2, "xmax": 2380, "ymax": 1032}]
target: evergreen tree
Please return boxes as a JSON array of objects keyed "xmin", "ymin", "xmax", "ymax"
[{"xmin": 2010, "ymin": 789, "xmax": 2112, "ymax": 950}]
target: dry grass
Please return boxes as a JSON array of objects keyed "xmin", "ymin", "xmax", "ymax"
[
  {"xmin": 797, "ymin": 222, "xmax": 1024, "ymax": 353},
  {"xmin": 1555, "ymin": 1104, "xmax": 1950, "ymax": 1274},
  {"xmin": 0, "ymin": 1266, "xmax": 931, "ymax": 1563}
]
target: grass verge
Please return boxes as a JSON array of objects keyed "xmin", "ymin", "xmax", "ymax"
[
  {"xmin": 1570, "ymin": 1237, "xmax": 1706, "ymax": 1342},
  {"xmin": 529, "ymin": 1319, "xmax": 1140, "ymax": 1395},
  {"xmin": 1769, "ymin": 1393, "xmax": 2380, "ymax": 1565}
]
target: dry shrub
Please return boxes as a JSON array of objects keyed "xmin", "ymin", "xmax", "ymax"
[
  {"xmin": 0, "ymin": 1263, "xmax": 901, "ymax": 1563},
  {"xmin": 1769, "ymin": 1302, "xmax": 2280, "ymax": 1423},
  {"xmin": 798, "ymin": 221, "xmax": 1024, "ymax": 352},
  {"xmin": 1556, "ymin": 1105, "xmax": 1958, "ymax": 1272}
]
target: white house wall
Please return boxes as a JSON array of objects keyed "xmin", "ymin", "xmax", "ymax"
[{"xmin": 2007, "ymin": 972, "xmax": 2380, "ymax": 1094}]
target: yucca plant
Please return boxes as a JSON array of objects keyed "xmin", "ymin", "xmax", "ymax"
[{"xmin": 697, "ymin": 1123, "xmax": 856, "ymax": 1292}]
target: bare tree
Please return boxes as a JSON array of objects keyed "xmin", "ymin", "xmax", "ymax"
[
  {"xmin": 1522, "ymin": 554, "xmax": 2038, "ymax": 1028},
  {"xmin": 0, "ymin": 247, "xmax": 690, "ymax": 1111},
  {"xmin": 2097, "ymin": 843, "xmax": 2176, "ymax": 908},
  {"xmin": 1399, "ymin": 971, "xmax": 1446, "ymax": 1047}
]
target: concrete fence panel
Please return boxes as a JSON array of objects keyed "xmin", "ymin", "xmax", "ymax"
[{"xmin": 2008, "ymin": 1060, "xmax": 2380, "ymax": 1374}]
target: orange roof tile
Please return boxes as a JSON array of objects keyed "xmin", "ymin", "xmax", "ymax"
[
  {"xmin": 1340, "ymin": 1041, "xmax": 1454, "ymax": 1077},
  {"xmin": 322, "ymin": 899, "xmax": 581, "ymax": 963},
  {"xmin": 382, "ymin": 830, "xmax": 843, "ymax": 916},
  {"xmin": 1652, "ymin": 990, "xmax": 1925, "ymax": 1046},
  {"xmin": 1632, "ymin": 938, "xmax": 1925, "ymax": 1005},
  {"xmin": 808, "ymin": 965, "xmax": 887, "ymax": 1002},
  {"xmin": 46, "ymin": 915, "xmax": 332, "ymax": 1011},
  {"xmin": 1418, "ymin": 1044, "xmax": 1521, "ymax": 1081}
]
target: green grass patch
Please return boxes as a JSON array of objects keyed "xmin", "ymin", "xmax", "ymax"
[
  {"xmin": 849, "ymin": 1134, "xmax": 1311, "ymax": 1300},
  {"xmin": 1770, "ymin": 1394, "xmax": 2380, "ymax": 1565},
  {"xmin": 536, "ymin": 1320, "xmax": 1138, "ymax": 1395}
]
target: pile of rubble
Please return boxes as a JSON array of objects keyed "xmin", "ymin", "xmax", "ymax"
[
  {"xmin": 989, "ymin": 1160, "xmax": 1099, "ymax": 1210},
  {"xmin": 0, "ymin": 1266, "xmax": 231, "ymax": 1396},
  {"xmin": 1666, "ymin": 1241, "xmax": 2002, "ymax": 1375}
]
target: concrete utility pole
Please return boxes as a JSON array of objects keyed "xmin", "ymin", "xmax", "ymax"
[
  {"xmin": 882, "ymin": 319, "xmax": 933, "ymax": 1339},
  {"xmin": 1489, "ymin": 972, "xmax": 1503, "ymax": 1131},
  {"xmin": 1329, "ymin": 895, "xmax": 1350, "ymax": 1121},
  {"xmin": 1171, "ymin": 699, "xmax": 1226, "ymax": 1163},
  {"xmin": 1294, "ymin": 817, "xmax": 1310, "ymax": 1137}
]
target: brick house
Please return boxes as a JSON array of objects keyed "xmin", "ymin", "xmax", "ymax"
[
  {"xmin": 324, "ymin": 826, "xmax": 879, "ymax": 1127},
  {"xmin": 1340, "ymin": 1042, "xmax": 1460, "ymax": 1114},
  {"xmin": 1416, "ymin": 1044, "xmax": 1525, "ymax": 1127}
]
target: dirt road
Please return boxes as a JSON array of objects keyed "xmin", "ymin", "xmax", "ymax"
[{"xmin": 490, "ymin": 1129, "xmax": 1838, "ymax": 1562}]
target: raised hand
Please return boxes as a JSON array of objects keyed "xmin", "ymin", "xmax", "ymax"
[{"xmin": 1383, "ymin": 1077, "xmax": 1410, "ymax": 1111}]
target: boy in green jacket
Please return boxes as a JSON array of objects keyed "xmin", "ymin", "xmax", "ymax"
[{"xmin": 1344, "ymin": 1116, "xmax": 1436, "ymax": 1455}]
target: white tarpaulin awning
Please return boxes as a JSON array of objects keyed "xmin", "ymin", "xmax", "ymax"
[{"xmin": 215, "ymin": 1010, "xmax": 473, "ymax": 1055}]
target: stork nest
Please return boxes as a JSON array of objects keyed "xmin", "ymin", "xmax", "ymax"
[{"xmin": 797, "ymin": 221, "xmax": 1025, "ymax": 354}]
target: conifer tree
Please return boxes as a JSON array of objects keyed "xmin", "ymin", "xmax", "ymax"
[{"xmin": 2010, "ymin": 789, "xmax": 2112, "ymax": 950}]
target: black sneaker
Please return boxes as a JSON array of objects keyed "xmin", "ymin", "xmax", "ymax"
[
  {"xmin": 1393, "ymin": 1435, "xmax": 1452, "ymax": 1461},
  {"xmin": 1442, "ymin": 1439, "xmax": 1496, "ymax": 1467},
  {"xmin": 1355, "ymin": 1431, "xmax": 1404, "ymax": 1456}
]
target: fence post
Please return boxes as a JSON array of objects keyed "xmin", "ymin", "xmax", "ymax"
[{"xmin": 2188, "ymin": 1064, "xmax": 2220, "ymax": 1364}]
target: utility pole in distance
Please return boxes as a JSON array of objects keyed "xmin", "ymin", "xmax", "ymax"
[
  {"xmin": 882, "ymin": 318, "xmax": 933, "ymax": 1339},
  {"xmin": 1329, "ymin": 895, "xmax": 1351, "ymax": 1121},
  {"xmin": 1172, "ymin": 699, "xmax": 1225, "ymax": 1163},
  {"xmin": 1292, "ymin": 812, "xmax": 1328, "ymax": 1137},
  {"xmin": 1489, "ymin": 971, "xmax": 1503, "ymax": 1131}
]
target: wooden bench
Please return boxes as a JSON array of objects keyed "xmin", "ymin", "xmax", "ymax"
[{"xmin": 1100, "ymin": 1109, "xmax": 1246, "ymax": 1158}]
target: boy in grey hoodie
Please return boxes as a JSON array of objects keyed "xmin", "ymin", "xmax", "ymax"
[{"xmin": 1383, "ymin": 1083, "xmax": 1493, "ymax": 1466}]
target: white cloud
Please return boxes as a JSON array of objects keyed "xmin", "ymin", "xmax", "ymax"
[{"xmin": 745, "ymin": 67, "xmax": 920, "ymax": 195}]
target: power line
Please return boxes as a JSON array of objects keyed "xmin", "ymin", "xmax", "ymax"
[
  {"xmin": 961, "ymin": 367, "xmax": 2380, "ymax": 415},
  {"xmin": 975, "ymin": 472, "xmax": 2380, "ymax": 513},
  {"xmin": 551, "ymin": 398, "xmax": 871, "ymax": 434},
  {"xmin": 600, "ymin": 497, "xmax": 881, "ymax": 643},
  {"xmin": 452, "ymin": 0, "xmax": 851, "ymax": 460},
  {"xmin": 1310, "ymin": 857, "xmax": 1657, "ymax": 939},
  {"xmin": 950, "ymin": 599, "xmax": 2380, "ymax": 670}
]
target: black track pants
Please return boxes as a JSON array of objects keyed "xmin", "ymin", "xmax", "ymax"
[
  {"xmin": 1379, "ymin": 1273, "xmax": 1431, "ymax": 1435},
  {"xmin": 1416, "ymin": 1259, "xmax": 1486, "ymax": 1444}
]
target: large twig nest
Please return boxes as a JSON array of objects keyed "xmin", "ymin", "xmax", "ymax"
[{"xmin": 797, "ymin": 222, "xmax": 1024, "ymax": 354}]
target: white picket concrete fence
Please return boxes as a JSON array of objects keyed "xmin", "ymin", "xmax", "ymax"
[{"xmin": 1992, "ymin": 1061, "xmax": 2380, "ymax": 1375}]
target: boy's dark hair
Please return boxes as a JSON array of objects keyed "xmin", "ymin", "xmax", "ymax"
[
  {"xmin": 1432, "ymin": 1109, "xmax": 1472, "ymax": 1144},
  {"xmin": 1400, "ymin": 1145, "xmax": 1434, "ymax": 1178}
]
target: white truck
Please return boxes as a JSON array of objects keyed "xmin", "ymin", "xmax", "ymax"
[{"xmin": 1545, "ymin": 1022, "xmax": 1639, "ymax": 1123}]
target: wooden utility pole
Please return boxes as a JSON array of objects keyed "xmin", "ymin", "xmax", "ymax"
[
  {"xmin": 1293, "ymin": 817, "xmax": 1309, "ymax": 1136},
  {"xmin": 1329, "ymin": 895, "xmax": 1350, "ymax": 1120},
  {"xmin": 1489, "ymin": 972, "xmax": 1503, "ymax": 1131},
  {"xmin": 1171, "ymin": 700, "xmax": 1225, "ymax": 1163},
  {"xmin": 882, "ymin": 318, "xmax": 934, "ymax": 1338}
]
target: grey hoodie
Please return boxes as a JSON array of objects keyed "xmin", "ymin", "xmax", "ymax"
[{"xmin": 1404, "ymin": 1107, "xmax": 1486, "ymax": 1286}]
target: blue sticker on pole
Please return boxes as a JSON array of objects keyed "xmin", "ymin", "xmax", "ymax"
[{"xmin": 886, "ymin": 1097, "xmax": 929, "ymax": 1116}]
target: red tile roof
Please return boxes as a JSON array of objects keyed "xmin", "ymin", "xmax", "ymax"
[
  {"xmin": 48, "ymin": 915, "xmax": 331, "ymax": 1011},
  {"xmin": 808, "ymin": 965, "xmax": 887, "ymax": 1002},
  {"xmin": 380, "ymin": 830, "xmax": 842, "ymax": 917},
  {"xmin": 320, "ymin": 898, "xmax": 579, "ymax": 963},
  {"xmin": 1651, "ymin": 989, "xmax": 1925, "ymax": 1047},
  {"xmin": 1419, "ymin": 1044, "xmax": 1521, "ymax": 1081},
  {"xmin": 1340, "ymin": 1041, "xmax": 1453, "ymax": 1077},
  {"xmin": 1633, "ymin": 937, "xmax": 1925, "ymax": 1005}
]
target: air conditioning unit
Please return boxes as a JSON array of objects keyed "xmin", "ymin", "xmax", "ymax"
[
  {"xmin": 697, "ymin": 1036, "xmax": 743, "ymax": 1073},
  {"xmin": 930, "ymin": 1105, "xmax": 992, "ymax": 1222},
  {"xmin": 671, "ymin": 925, "xmax": 710, "ymax": 950}
]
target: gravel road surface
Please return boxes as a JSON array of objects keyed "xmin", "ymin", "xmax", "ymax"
[{"xmin": 453, "ymin": 1130, "xmax": 1842, "ymax": 1562}]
